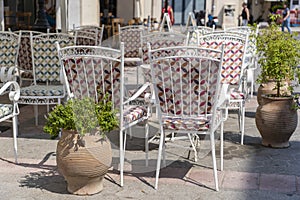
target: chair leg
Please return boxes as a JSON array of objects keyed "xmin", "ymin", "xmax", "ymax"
[
  {"xmin": 250, "ymin": 75, "xmax": 254, "ymax": 98},
  {"xmin": 155, "ymin": 129, "xmax": 165, "ymax": 190},
  {"xmin": 12, "ymin": 115, "xmax": 18, "ymax": 163},
  {"xmin": 162, "ymin": 131, "xmax": 166, "ymax": 167},
  {"xmin": 136, "ymin": 65, "xmax": 139, "ymax": 87},
  {"xmin": 129, "ymin": 127, "xmax": 132, "ymax": 139},
  {"xmin": 240, "ymin": 104, "xmax": 245, "ymax": 145},
  {"xmin": 187, "ymin": 133, "xmax": 198, "ymax": 162},
  {"xmin": 210, "ymin": 132, "xmax": 219, "ymax": 191},
  {"xmin": 34, "ymin": 105, "xmax": 38, "ymax": 126},
  {"xmin": 119, "ymin": 129, "xmax": 124, "ymax": 187},
  {"xmin": 145, "ymin": 123, "xmax": 149, "ymax": 166},
  {"xmin": 220, "ymin": 121, "xmax": 224, "ymax": 171}
]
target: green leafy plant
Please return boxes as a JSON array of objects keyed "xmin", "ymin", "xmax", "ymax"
[
  {"xmin": 44, "ymin": 95, "xmax": 119, "ymax": 139},
  {"xmin": 256, "ymin": 14, "xmax": 300, "ymax": 97}
]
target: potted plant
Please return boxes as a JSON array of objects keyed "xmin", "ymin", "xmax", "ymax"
[
  {"xmin": 44, "ymin": 96, "xmax": 119, "ymax": 195},
  {"xmin": 255, "ymin": 13, "xmax": 300, "ymax": 148}
]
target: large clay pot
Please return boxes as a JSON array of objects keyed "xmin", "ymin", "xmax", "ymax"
[
  {"xmin": 56, "ymin": 130, "xmax": 112, "ymax": 195},
  {"xmin": 255, "ymin": 95, "xmax": 298, "ymax": 148}
]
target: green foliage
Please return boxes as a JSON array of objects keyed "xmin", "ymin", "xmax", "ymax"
[
  {"xmin": 256, "ymin": 14, "xmax": 300, "ymax": 97},
  {"xmin": 270, "ymin": 4, "xmax": 283, "ymax": 14},
  {"xmin": 44, "ymin": 95, "xmax": 119, "ymax": 139}
]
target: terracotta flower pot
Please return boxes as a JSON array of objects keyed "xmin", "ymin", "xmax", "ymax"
[
  {"xmin": 56, "ymin": 129, "xmax": 112, "ymax": 195},
  {"xmin": 255, "ymin": 95, "xmax": 298, "ymax": 148}
]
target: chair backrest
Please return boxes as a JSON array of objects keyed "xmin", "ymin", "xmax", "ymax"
[
  {"xmin": 31, "ymin": 33, "xmax": 75, "ymax": 83},
  {"xmin": 58, "ymin": 44, "xmax": 124, "ymax": 110},
  {"xmin": 73, "ymin": 25, "xmax": 104, "ymax": 46},
  {"xmin": 148, "ymin": 45, "xmax": 223, "ymax": 121},
  {"xmin": 198, "ymin": 33, "xmax": 248, "ymax": 85},
  {"xmin": 197, "ymin": 26, "xmax": 214, "ymax": 34},
  {"xmin": 186, "ymin": 29, "xmax": 201, "ymax": 46},
  {"xmin": 141, "ymin": 32, "xmax": 186, "ymax": 65},
  {"xmin": 0, "ymin": 31, "xmax": 20, "ymax": 68},
  {"xmin": 15, "ymin": 30, "xmax": 43, "ymax": 74},
  {"xmin": 119, "ymin": 25, "xmax": 144, "ymax": 58},
  {"xmin": 225, "ymin": 26, "xmax": 256, "ymax": 57},
  {"xmin": 141, "ymin": 32, "xmax": 186, "ymax": 82}
]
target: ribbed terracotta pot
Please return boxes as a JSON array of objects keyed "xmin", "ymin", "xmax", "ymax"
[
  {"xmin": 255, "ymin": 95, "xmax": 298, "ymax": 148},
  {"xmin": 56, "ymin": 129, "xmax": 112, "ymax": 195}
]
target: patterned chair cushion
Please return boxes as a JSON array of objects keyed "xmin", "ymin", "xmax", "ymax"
[
  {"xmin": 20, "ymin": 85, "xmax": 64, "ymax": 96},
  {"xmin": 123, "ymin": 105, "xmax": 148, "ymax": 124},
  {"xmin": 0, "ymin": 104, "xmax": 13, "ymax": 118},
  {"xmin": 162, "ymin": 115, "xmax": 211, "ymax": 131}
]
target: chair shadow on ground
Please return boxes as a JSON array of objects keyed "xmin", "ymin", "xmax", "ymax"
[{"xmin": 19, "ymin": 170, "xmax": 68, "ymax": 194}]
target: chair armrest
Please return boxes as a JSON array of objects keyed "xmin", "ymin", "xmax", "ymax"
[
  {"xmin": 124, "ymin": 82, "xmax": 151, "ymax": 104},
  {"xmin": 0, "ymin": 81, "xmax": 20, "ymax": 101},
  {"xmin": 0, "ymin": 66, "xmax": 18, "ymax": 82},
  {"xmin": 216, "ymin": 84, "xmax": 229, "ymax": 122}
]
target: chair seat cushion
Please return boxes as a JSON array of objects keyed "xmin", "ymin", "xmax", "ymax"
[
  {"xmin": 20, "ymin": 85, "xmax": 65, "ymax": 96},
  {"xmin": 0, "ymin": 104, "xmax": 13, "ymax": 118},
  {"xmin": 162, "ymin": 115, "xmax": 211, "ymax": 131},
  {"xmin": 123, "ymin": 105, "xmax": 148, "ymax": 124}
]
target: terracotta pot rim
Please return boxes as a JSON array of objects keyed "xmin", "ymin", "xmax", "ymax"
[{"xmin": 261, "ymin": 94, "xmax": 294, "ymax": 100}]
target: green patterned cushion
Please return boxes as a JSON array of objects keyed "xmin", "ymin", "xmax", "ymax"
[{"xmin": 20, "ymin": 85, "xmax": 64, "ymax": 96}]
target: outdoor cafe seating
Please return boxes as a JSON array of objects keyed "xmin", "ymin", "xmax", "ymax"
[{"xmin": 0, "ymin": 9, "xmax": 259, "ymax": 191}]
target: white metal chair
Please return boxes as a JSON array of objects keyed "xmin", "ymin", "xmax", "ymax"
[
  {"xmin": 18, "ymin": 33, "xmax": 75, "ymax": 126},
  {"xmin": 197, "ymin": 33, "xmax": 248, "ymax": 144},
  {"xmin": 148, "ymin": 45, "xmax": 227, "ymax": 191},
  {"xmin": 57, "ymin": 43, "xmax": 151, "ymax": 188}
]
